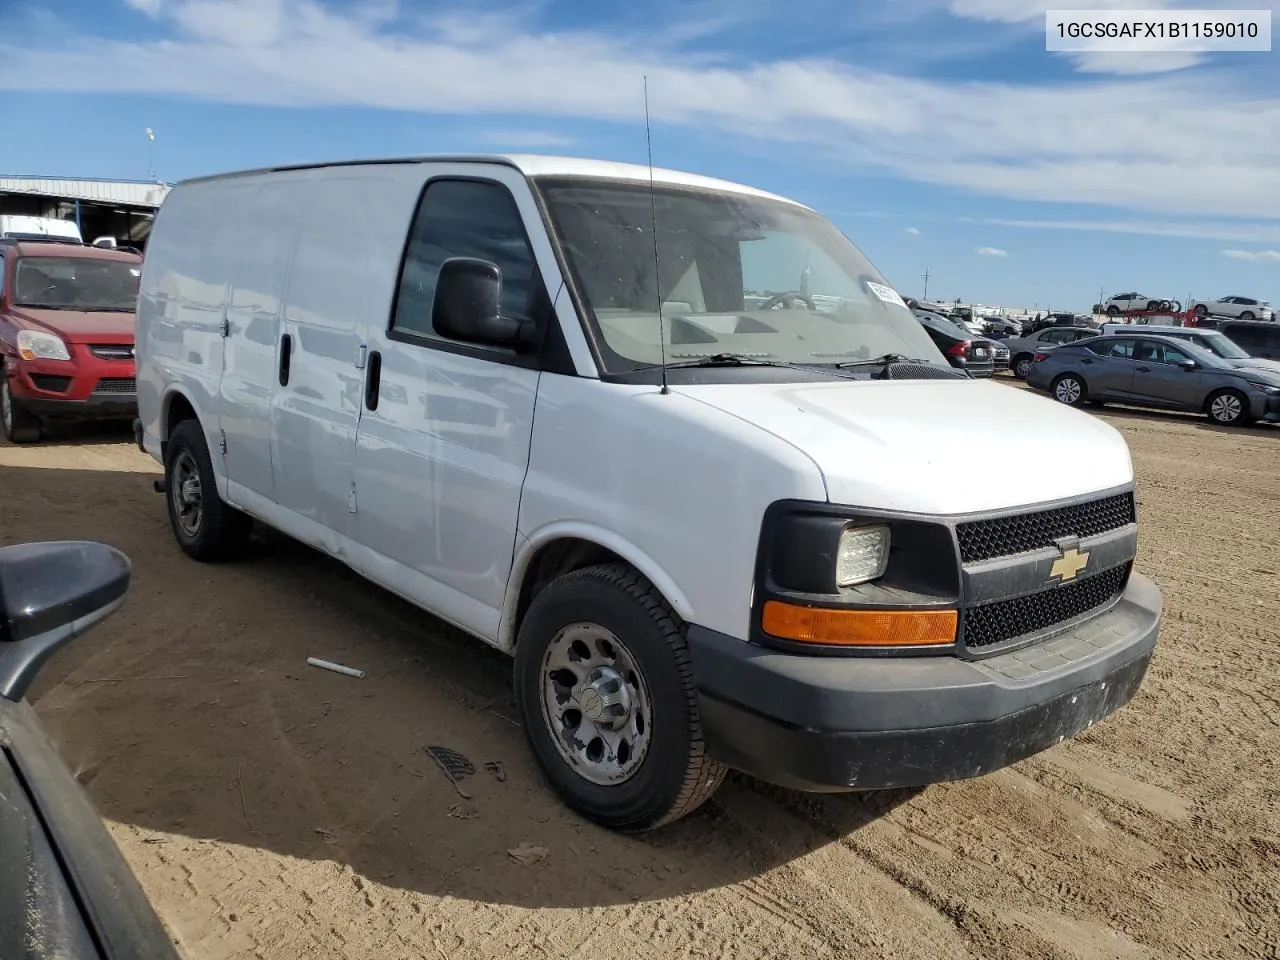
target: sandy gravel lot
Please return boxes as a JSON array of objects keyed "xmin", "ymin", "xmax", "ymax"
[{"xmin": 2, "ymin": 393, "xmax": 1277, "ymax": 960}]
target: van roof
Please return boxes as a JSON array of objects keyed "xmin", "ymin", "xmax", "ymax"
[
  {"xmin": 178, "ymin": 153, "xmax": 810, "ymax": 209},
  {"xmin": 0, "ymin": 239, "xmax": 142, "ymax": 262}
]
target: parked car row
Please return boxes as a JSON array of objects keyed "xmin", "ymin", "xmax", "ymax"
[{"xmin": 1026, "ymin": 330, "xmax": 1280, "ymax": 426}]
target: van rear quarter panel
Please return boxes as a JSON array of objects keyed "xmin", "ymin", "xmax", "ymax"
[
  {"xmin": 137, "ymin": 179, "xmax": 259, "ymax": 471},
  {"xmin": 514, "ymin": 377, "xmax": 826, "ymax": 645}
]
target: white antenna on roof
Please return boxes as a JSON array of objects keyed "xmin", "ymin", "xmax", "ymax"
[{"xmin": 644, "ymin": 76, "xmax": 670, "ymax": 396}]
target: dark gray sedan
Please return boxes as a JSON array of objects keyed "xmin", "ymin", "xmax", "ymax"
[{"xmin": 1026, "ymin": 333, "xmax": 1280, "ymax": 426}]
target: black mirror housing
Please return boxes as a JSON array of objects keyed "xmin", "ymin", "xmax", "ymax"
[
  {"xmin": 432, "ymin": 257, "xmax": 537, "ymax": 353},
  {"xmin": 0, "ymin": 542, "xmax": 131, "ymax": 701}
]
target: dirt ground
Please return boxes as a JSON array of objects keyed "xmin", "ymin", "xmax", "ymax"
[{"xmin": 2, "ymin": 391, "xmax": 1277, "ymax": 960}]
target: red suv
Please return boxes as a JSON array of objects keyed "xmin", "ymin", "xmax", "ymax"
[{"xmin": 0, "ymin": 240, "xmax": 142, "ymax": 443}]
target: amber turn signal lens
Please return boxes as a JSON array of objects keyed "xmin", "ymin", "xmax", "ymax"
[{"xmin": 761, "ymin": 601, "xmax": 957, "ymax": 647}]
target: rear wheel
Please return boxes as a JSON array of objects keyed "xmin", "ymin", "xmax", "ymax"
[
  {"xmin": 164, "ymin": 419, "xmax": 252, "ymax": 561},
  {"xmin": 1106, "ymin": 305, "xmax": 1120, "ymax": 316},
  {"xmin": 1206, "ymin": 389, "xmax": 1250, "ymax": 427},
  {"xmin": 514, "ymin": 563, "xmax": 725, "ymax": 831},
  {"xmin": 1, "ymin": 374, "xmax": 41, "ymax": 444},
  {"xmin": 1013, "ymin": 354, "xmax": 1034, "ymax": 379},
  {"xmin": 1195, "ymin": 304, "xmax": 1208, "ymax": 317},
  {"xmin": 1051, "ymin": 374, "xmax": 1087, "ymax": 407},
  {"xmin": 1147, "ymin": 300, "xmax": 1161, "ymax": 312},
  {"xmin": 1240, "ymin": 311, "xmax": 1255, "ymax": 321}
]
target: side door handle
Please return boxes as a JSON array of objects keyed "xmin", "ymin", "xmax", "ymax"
[
  {"xmin": 1136, "ymin": 365, "xmax": 1151, "ymax": 372},
  {"xmin": 364, "ymin": 350, "xmax": 382, "ymax": 411},
  {"xmin": 278, "ymin": 333, "xmax": 293, "ymax": 386},
  {"xmin": 1081, "ymin": 358, "xmax": 1094, "ymax": 364}
]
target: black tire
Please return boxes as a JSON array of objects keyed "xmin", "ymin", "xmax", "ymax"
[
  {"xmin": 1205, "ymin": 389, "xmax": 1251, "ymax": 427},
  {"xmin": 1051, "ymin": 373, "xmax": 1087, "ymax": 407},
  {"xmin": 163, "ymin": 419, "xmax": 252, "ymax": 561},
  {"xmin": 1106, "ymin": 305, "xmax": 1120, "ymax": 316},
  {"xmin": 514, "ymin": 563, "xmax": 726, "ymax": 831},
  {"xmin": 1146, "ymin": 300, "xmax": 1160, "ymax": 312},
  {"xmin": 1195, "ymin": 304, "xmax": 1208, "ymax": 317},
  {"xmin": 1013, "ymin": 354, "xmax": 1034, "ymax": 379},
  {"xmin": 1240, "ymin": 311, "xmax": 1255, "ymax": 321},
  {"xmin": 1, "ymin": 372, "xmax": 41, "ymax": 444}
]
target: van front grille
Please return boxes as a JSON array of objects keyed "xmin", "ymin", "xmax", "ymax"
[
  {"xmin": 962, "ymin": 563, "xmax": 1131, "ymax": 650},
  {"xmin": 956, "ymin": 492, "xmax": 1136, "ymax": 564}
]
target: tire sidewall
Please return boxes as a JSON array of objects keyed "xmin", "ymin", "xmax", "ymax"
[
  {"xmin": 164, "ymin": 422, "xmax": 213, "ymax": 551},
  {"xmin": 1014, "ymin": 355, "xmax": 1033, "ymax": 378},
  {"xmin": 514, "ymin": 571, "xmax": 701, "ymax": 828}
]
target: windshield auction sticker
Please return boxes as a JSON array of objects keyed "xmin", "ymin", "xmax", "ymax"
[
  {"xmin": 1047, "ymin": 9, "xmax": 1271, "ymax": 51},
  {"xmin": 866, "ymin": 281, "xmax": 908, "ymax": 309}
]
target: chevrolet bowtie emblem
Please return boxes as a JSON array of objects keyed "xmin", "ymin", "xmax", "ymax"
[{"xmin": 1049, "ymin": 547, "xmax": 1090, "ymax": 583}]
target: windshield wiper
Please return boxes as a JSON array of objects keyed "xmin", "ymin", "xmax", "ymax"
[
  {"xmin": 835, "ymin": 353, "xmax": 933, "ymax": 369},
  {"xmin": 630, "ymin": 353, "xmax": 859, "ymax": 378}
]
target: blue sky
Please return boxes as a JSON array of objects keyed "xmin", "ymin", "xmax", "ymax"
[{"xmin": 1, "ymin": 0, "xmax": 1276, "ymax": 310}]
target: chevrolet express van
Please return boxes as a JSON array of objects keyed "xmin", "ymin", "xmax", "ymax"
[{"xmin": 134, "ymin": 156, "xmax": 1162, "ymax": 830}]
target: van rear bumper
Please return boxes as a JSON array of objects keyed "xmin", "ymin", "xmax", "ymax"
[{"xmin": 686, "ymin": 573, "xmax": 1160, "ymax": 792}]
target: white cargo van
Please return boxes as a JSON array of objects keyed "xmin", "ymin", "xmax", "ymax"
[
  {"xmin": 134, "ymin": 156, "xmax": 1162, "ymax": 830},
  {"xmin": 0, "ymin": 215, "xmax": 82, "ymax": 244}
]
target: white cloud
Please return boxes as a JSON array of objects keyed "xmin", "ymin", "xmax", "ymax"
[
  {"xmin": 1, "ymin": 0, "xmax": 1277, "ymax": 218},
  {"xmin": 1063, "ymin": 51, "xmax": 1206, "ymax": 75},
  {"xmin": 976, "ymin": 246, "xmax": 1010, "ymax": 256},
  {"xmin": 479, "ymin": 128, "xmax": 576, "ymax": 148},
  {"xmin": 905, "ymin": 226, "xmax": 921, "ymax": 235},
  {"xmin": 1222, "ymin": 249, "xmax": 1280, "ymax": 263},
  {"xmin": 124, "ymin": 0, "xmax": 164, "ymax": 14},
  {"xmin": 979, "ymin": 218, "xmax": 1280, "ymax": 243}
]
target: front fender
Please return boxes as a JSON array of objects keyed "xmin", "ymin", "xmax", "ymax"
[{"xmin": 497, "ymin": 521, "xmax": 696, "ymax": 652}]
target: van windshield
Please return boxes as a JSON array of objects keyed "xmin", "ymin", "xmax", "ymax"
[
  {"xmin": 536, "ymin": 178, "xmax": 943, "ymax": 377},
  {"xmin": 13, "ymin": 257, "xmax": 141, "ymax": 312}
]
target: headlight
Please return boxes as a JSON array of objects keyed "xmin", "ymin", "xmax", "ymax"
[
  {"xmin": 836, "ymin": 525, "xmax": 890, "ymax": 586},
  {"xmin": 17, "ymin": 330, "xmax": 71, "ymax": 362}
]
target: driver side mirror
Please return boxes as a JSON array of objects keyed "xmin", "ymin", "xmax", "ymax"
[
  {"xmin": 0, "ymin": 542, "xmax": 131, "ymax": 701},
  {"xmin": 1178, "ymin": 359, "xmax": 1197, "ymax": 371},
  {"xmin": 432, "ymin": 258, "xmax": 537, "ymax": 353}
]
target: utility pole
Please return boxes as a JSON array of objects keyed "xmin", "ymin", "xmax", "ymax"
[
  {"xmin": 145, "ymin": 128, "xmax": 156, "ymax": 182},
  {"xmin": 922, "ymin": 267, "xmax": 931, "ymax": 302}
]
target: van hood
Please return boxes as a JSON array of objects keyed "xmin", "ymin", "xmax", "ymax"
[
  {"xmin": 675, "ymin": 378, "xmax": 1133, "ymax": 515},
  {"xmin": 5, "ymin": 307, "xmax": 135, "ymax": 342}
]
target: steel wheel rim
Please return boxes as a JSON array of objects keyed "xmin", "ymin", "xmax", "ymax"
[
  {"xmin": 1055, "ymin": 378, "xmax": 1082, "ymax": 404},
  {"xmin": 171, "ymin": 450, "xmax": 204, "ymax": 537},
  {"xmin": 1211, "ymin": 394, "xmax": 1241, "ymax": 422},
  {"xmin": 539, "ymin": 622, "xmax": 652, "ymax": 786}
]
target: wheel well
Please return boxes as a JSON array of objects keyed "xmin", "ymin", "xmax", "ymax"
[
  {"xmin": 514, "ymin": 538, "xmax": 628, "ymax": 632},
  {"xmin": 162, "ymin": 393, "xmax": 197, "ymax": 446}
]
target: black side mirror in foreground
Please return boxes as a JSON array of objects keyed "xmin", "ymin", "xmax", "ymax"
[
  {"xmin": 0, "ymin": 542, "xmax": 131, "ymax": 701},
  {"xmin": 432, "ymin": 257, "xmax": 538, "ymax": 352}
]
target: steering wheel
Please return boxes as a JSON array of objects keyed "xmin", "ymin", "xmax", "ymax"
[{"xmin": 759, "ymin": 291, "xmax": 816, "ymax": 311}]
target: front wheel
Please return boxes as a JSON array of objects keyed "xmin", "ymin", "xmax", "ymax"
[
  {"xmin": 1195, "ymin": 304, "xmax": 1208, "ymax": 317},
  {"xmin": 1, "ymin": 374, "xmax": 41, "ymax": 444},
  {"xmin": 514, "ymin": 563, "xmax": 725, "ymax": 831},
  {"xmin": 1106, "ymin": 305, "xmax": 1120, "ymax": 316},
  {"xmin": 164, "ymin": 420, "xmax": 253, "ymax": 561},
  {"xmin": 1051, "ymin": 374, "xmax": 1087, "ymax": 406},
  {"xmin": 1013, "ymin": 354, "xmax": 1034, "ymax": 379},
  {"xmin": 1240, "ymin": 311, "xmax": 1255, "ymax": 321},
  {"xmin": 1206, "ymin": 389, "xmax": 1250, "ymax": 426}
]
